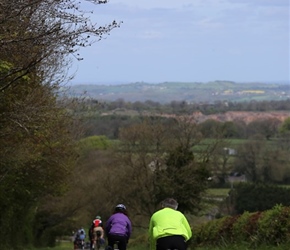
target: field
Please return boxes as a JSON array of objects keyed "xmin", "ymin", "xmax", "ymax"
[
  {"xmin": 206, "ymin": 188, "xmax": 230, "ymax": 197},
  {"xmin": 67, "ymin": 81, "xmax": 290, "ymax": 104}
]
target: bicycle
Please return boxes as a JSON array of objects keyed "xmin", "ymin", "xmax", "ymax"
[
  {"xmin": 91, "ymin": 230, "xmax": 103, "ymax": 250},
  {"xmin": 105, "ymin": 241, "xmax": 119, "ymax": 250},
  {"xmin": 113, "ymin": 240, "xmax": 119, "ymax": 250},
  {"xmin": 74, "ymin": 238, "xmax": 85, "ymax": 250}
]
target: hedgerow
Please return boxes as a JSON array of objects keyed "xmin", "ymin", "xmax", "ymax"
[{"xmin": 191, "ymin": 205, "xmax": 290, "ymax": 248}]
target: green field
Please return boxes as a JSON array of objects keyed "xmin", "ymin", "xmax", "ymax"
[
  {"xmin": 67, "ymin": 81, "xmax": 290, "ymax": 104},
  {"xmin": 206, "ymin": 188, "xmax": 230, "ymax": 197}
]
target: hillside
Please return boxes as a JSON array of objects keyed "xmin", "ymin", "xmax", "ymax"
[{"xmin": 66, "ymin": 81, "xmax": 290, "ymax": 103}]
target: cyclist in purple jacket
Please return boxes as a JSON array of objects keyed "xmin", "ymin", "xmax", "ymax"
[{"xmin": 105, "ymin": 204, "xmax": 132, "ymax": 250}]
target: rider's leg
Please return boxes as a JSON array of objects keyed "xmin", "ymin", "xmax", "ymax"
[
  {"xmin": 156, "ymin": 235, "xmax": 187, "ymax": 250},
  {"xmin": 107, "ymin": 234, "xmax": 127, "ymax": 250},
  {"xmin": 117, "ymin": 239, "xmax": 127, "ymax": 250},
  {"xmin": 107, "ymin": 235, "xmax": 116, "ymax": 249}
]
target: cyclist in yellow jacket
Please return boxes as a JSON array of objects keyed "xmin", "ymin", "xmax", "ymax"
[{"xmin": 148, "ymin": 198, "xmax": 192, "ymax": 250}]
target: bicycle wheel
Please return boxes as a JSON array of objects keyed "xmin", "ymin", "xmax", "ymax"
[
  {"xmin": 91, "ymin": 240, "xmax": 96, "ymax": 250},
  {"xmin": 96, "ymin": 238, "xmax": 101, "ymax": 250},
  {"xmin": 113, "ymin": 241, "xmax": 119, "ymax": 250}
]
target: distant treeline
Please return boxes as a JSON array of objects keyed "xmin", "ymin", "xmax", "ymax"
[
  {"xmin": 67, "ymin": 81, "xmax": 290, "ymax": 103},
  {"xmin": 84, "ymin": 98, "xmax": 290, "ymax": 115},
  {"xmin": 69, "ymin": 98, "xmax": 290, "ymax": 141}
]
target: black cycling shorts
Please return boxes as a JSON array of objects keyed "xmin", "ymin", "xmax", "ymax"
[
  {"xmin": 156, "ymin": 235, "xmax": 187, "ymax": 250},
  {"xmin": 107, "ymin": 234, "xmax": 128, "ymax": 250}
]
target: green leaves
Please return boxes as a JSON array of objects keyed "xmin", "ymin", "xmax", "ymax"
[
  {"xmin": 279, "ymin": 117, "xmax": 290, "ymax": 135},
  {"xmin": 191, "ymin": 205, "xmax": 290, "ymax": 248}
]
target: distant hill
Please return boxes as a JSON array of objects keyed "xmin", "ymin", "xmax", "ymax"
[{"xmin": 65, "ymin": 81, "xmax": 290, "ymax": 104}]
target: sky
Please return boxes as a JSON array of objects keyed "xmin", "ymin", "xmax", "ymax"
[{"xmin": 68, "ymin": 0, "xmax": 290, "ymax": 85}]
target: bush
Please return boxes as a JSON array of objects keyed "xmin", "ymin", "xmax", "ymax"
[
  {"xmin": 233, "ymin": 183, "xmax": 290, "ymax": 213},
  {"xmin": 257, "ymin": 205, "xmax": 290, "ymax": 245},
  {"xmin": 191, "ymin": 205, "xmax": 290, "ymax": 248}
]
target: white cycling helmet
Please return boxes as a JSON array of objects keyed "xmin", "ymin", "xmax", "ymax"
[{"xmin": 115, "ymin": 204, "xmax": 126, "ymax": 210}]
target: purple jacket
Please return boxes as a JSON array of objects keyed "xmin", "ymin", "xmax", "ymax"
[{"xmin": 105, "ymin": 213, "xmax": 132, "ymax": 238}]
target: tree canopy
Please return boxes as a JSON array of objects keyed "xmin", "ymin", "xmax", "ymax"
[{"xmin": 0, "ymin": 0, "xmax": 120, "ymax": 248}]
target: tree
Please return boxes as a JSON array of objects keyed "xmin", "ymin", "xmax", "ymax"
[
  {"xmin": 33, "ymin": 146, "xmax": 118, "ymax": 247},
  {"xmin": 197, "ymin": 120, "xmax": 235, "ymax": 185},
  {"xmin": 234, "ymin": 135, "xmax": 267, "ymax": 182},
  {"xmin": 279, "ymin": 117, "xmax": 290, "ymax": 137},
  {"xmin": 209, "ymin": 142, "xmax": 234, "ymax": 185},
  {"xmin": 157, "ymin": 145, "xmax": 210, "ymax": 213},
  {"xmin": 0, "ymin": 0, "xmax": 120, "ymax": 90},
  {"xmin": 234, "ymin": 134, "xmax": 289, "ymax": 184},
  {"xmin": 0, "ymin": 0, "xmax": 120, "ymax": 248},
  {"xmin": 198, "ymin": 119, "xmax": 223, "ymax": 138},
  {"xmin": 111, "ymin": 116, "xmax": 222, "ymax": 224},
  {"xmin": 246, "ymin": 118, "xmax": 281, "ymax": 140},
  {"xmin": 0, "ymin": 80, "xmax": 80, "ymax": 248},
  {"xmin": 114, "ymin": 117, "xmax": 169, "ymax": 218}
]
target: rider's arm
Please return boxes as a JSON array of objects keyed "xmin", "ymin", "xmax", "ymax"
[
  {"xmin": 105, "ymin": 216, "xmax": 112, "ymax": 235},
  {"xmin": 126, "ymin": 218, "xmax": 132, "ymax": 239},
  {"xmin": 181, "ymin": 215, "xmax": 192, "ymax": 240},
  {"xmin": 148, "ymin": 216, "xmax": 156, "ymax": 250}
]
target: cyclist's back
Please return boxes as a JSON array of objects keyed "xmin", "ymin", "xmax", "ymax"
[
  {"xmin": 105, "ymin": 204, "xmax": 132, "ymax": 250},
  {"xmin": 74, "ymin": 228, "xmax": 86, "ymax": 249},
  {"xmin": 148, "ymin": 198, "xmax": 192, "ymax": 250},
  {"xmin": 89, "ymin": 215, "xmax": 105, "ymax": 249}
]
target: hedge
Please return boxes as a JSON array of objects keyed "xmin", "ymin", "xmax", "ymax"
[{"xmin": 191, "ymin": 205, "xmax": 290, "ymax": 248}]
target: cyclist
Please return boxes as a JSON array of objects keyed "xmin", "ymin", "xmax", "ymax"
[
  {"xmin": 74, "ymin": 227, "xmax": 86, "ymax": 249},
  {"xmin": 89, "ymin": 215, "xmax": 105, "ymax": 249},
  {"xmin": 148, "ymin": 198, "xmax": 192, "ymax": 250},
  {"xmin": 105, "ymin": 204, "xmax": 132, "ymax": 250}
]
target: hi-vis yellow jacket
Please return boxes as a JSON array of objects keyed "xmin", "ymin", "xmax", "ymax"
[{"xmin": 148, "ymin": 207, "xmax": 192, "ymax": 250}]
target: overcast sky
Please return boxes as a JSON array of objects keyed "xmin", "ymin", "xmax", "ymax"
[{"xmin": 68, "ymin": 0, "xmax": 289, "ymax": 85}]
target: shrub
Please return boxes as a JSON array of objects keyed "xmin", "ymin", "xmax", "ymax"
[
  {"xmin": 234, "ymin": 183, "xmax": 290, "ymax": 213},
  {"xmin": 256, "ymin": 205, "xmax": 290, "ymax": 245},
  {"xmin": 231, "ymin": 212, "xmax": 250, "ymax": 243},
  {"xmin": 191, "ymin": 205, "xmax": 290, "ymax": 248}
]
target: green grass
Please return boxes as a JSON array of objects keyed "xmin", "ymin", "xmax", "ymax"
[
  {"xmin": 206, "ymin": 188, "xmax": 230, "ymax": 197},
  {"xmin": 26, "ymin": 241, "xmax": 72, "ymax": 250}
]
